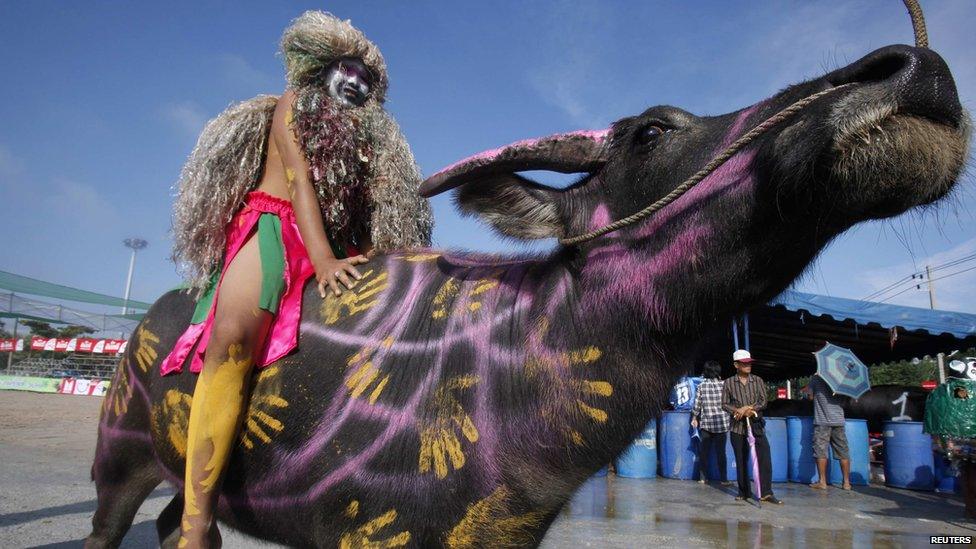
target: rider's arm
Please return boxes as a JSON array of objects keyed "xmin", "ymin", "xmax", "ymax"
[{"xmin": 271, "ymin": 89, "xmax": 365, "ymax": 296}]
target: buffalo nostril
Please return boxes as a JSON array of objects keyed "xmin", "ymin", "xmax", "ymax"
[{"xmin": 829, "ymin": 52, "xmax": 909, "ymax": 86}]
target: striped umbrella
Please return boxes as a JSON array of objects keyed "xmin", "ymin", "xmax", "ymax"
[{"xmin": 813, "ymin": 342, "xmax": 871, "ymax": 398}]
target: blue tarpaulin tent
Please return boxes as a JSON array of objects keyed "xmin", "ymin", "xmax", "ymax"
[{"xmin": 699, "ymin": 291, "xmax": 976, "ymax": 380}]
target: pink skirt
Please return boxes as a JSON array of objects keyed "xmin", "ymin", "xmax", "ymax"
[{"xmin": 160, "ymin": 191, "xmax": 315, "ymax": 375}]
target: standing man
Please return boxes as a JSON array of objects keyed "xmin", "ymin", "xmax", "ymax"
[
  {"xmin": 723, "ymin": 349, "xmax": 783, "ymax": 504},
  {"xmin": 809, "ymin": 374, "xmax": 852, "ymax": 490}
]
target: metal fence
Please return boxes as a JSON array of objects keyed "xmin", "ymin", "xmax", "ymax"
[{"xmin": 6, "ymin": 354, "xmax": 120, "ymax": 380}]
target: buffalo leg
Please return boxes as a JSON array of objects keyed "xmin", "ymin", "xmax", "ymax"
[
  {"xmin": 85, "ymin": 458, "xmax": 161, "ymax": 548},
  {"xmin": 157, "ymin": 493, "xmax": 184, "ymax": 548}
]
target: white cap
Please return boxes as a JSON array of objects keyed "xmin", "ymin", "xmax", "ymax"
[{"xmin": 732, "ymin": 349, "xmax": 754, "ymax": 363}]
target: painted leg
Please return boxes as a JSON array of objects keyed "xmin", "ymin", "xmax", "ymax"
[
  {"xmin": 178, "ymin": 343, "xmax": 254, "ymax": 547},
  {"xmin": 811, "ymin": 458, "xmax": 828, "ymax": 489},
  {"xmin": 177, "ymin": 235, "xmax": 272, "ymax": 548}
]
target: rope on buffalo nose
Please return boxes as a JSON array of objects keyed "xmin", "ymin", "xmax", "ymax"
[
  {"xmin": 558, "ymin": 0, "xmax": 930, "ymax": 247},
  {"xmin": 558, "ymin": 84, "xmax": 852, "ymax": 246}
]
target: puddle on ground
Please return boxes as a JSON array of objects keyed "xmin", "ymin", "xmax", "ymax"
[{"xmin": 553, "ymin": 475, "xmax": 960, "ymax": 548}]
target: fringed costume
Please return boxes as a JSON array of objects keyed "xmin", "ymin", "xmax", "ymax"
[{"xmin": 161, "ymin": 11, "xmax": 432, "ymax": 375}]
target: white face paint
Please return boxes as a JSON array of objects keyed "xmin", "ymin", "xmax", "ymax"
[{"xmin": 324, "ymin": 58, "xmax": 372, "ymax": 108}]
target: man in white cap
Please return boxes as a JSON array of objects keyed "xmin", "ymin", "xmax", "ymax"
[{"xmin": 722, "ymin": 349, "xmax": 783, "ymax": 504}]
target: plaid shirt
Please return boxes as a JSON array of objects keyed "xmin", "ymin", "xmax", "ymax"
[{"xmin": 692, "ymin": 379, "xmax": 730, "ymax": 433}]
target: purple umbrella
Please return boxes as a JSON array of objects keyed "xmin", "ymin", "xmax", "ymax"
[{"xmin": 746, "ymin": 415, "xmax": 762, "ymax": 508}]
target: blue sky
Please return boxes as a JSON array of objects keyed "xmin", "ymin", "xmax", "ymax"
[{"xmin": 1, "ymin": 0, "xmax": 974, "ymax": 320}]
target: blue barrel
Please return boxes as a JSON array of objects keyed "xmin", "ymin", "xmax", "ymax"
[
  {"xmin": 659, "ymin": 411, "xmax": 697, "ymax": 479},
  {"xmin": 935, "ymin": 456, "xmax": 959, "ymax": 494},
  {"xmin": 706, "ymin": 434, "xmax": 737, "ymax": 482},
  {"xmin": 712, "ymin": 419, "xmax": 787, "ymax": 483},
  {"xmin": 615, "ymin": 420, "xmax": 658, "ymax": 478},
  {"xmin": 787, "ymin": 416, "xmax": 824, "ymax": 483},
  {"xmin": 883, "ymin": 421, "xmax": 934, "ymax": 490},
  {"xmin": 765, "ymin": 417, "xmax": 788, "ymax": 483},
  {"xmin": 828, "ymin": 419, "xmax": 870, "ymax": 486}
]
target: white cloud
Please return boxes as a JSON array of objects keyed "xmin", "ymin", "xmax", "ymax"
[
  {"xmin": 158, "ymin": 101, "xmax": 208, "ymax": 137},
  {"xmin": 42, "ymin": 177, "xmax": 120, "ymax": 230}
]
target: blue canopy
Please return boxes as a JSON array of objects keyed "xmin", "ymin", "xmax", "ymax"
[{"xmin": 772, "ymin": 290, "xmax": 976, "ymax": 339}]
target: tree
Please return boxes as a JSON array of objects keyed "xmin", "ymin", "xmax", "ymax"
[
  {"xmin": 22, "ymin": 320, "xmax": 57, "ymax": 338},
  {"xmin": 58, "ymin": 325, "xmax": 95, "ymax": 339}
]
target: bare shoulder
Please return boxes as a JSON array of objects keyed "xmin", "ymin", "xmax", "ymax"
[{"xmin": 275, "ymin": 89, "xmax": 298, "ymax": 114}]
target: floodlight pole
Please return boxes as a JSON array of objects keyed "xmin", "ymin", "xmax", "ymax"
[{"xmin": 121, "ymin": 238, "xmax": 148, "ymax": 316}]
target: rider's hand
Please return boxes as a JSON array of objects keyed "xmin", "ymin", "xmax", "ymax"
[
  {"xmin": 313, "ymin": 255, "xmax": 369, "ymax": 298},
  {"xmin": 691, "ymin": 417, "xmax": 699, "ymax": 429}
]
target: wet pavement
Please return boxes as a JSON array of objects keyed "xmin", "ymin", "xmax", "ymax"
[
  {"xmin": 1, "ymin": 392, "xmax": 974, "ymax": 547},
  {"xmin": 544, "ymin": 474, "xmax": 974, "ymax": 548}
]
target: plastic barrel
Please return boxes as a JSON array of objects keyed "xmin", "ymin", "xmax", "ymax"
[
  {"xmin": 828, "ymin": 419, "xmax": 870, "ymax": 486},
  {"xmin": 715, "ymin": 419, "xmax": 787, "ymax": 483},
  {"xmin": 615, "ymin": 420, "xmax": 658, "ymax": 478},
  {"xmin": 659, "ymin": 411, "xmax": 697, "ymax": 479},
  {"xmin": 787, "ymin": 416, "xmax": 823, "ymax": 483},
  {"xmin": 883, "ymin": 421, "xmax": 934, "ymax": 490},
  {"xmin": 765, "ymin": 417, "xmax": 788, "ymax": 483},
  {"xmin": 935, "ymin": 456, "xmax": 959, "ymax": 494}
]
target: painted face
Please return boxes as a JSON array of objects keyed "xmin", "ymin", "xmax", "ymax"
[{"xmin": 324, "ymin": 58, "xmax": 372, "ymax": 108}]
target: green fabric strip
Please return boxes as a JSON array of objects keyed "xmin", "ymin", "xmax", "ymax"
[
  {"xmin": 257, "ymin": 213, "xmax": 286, "ymax": 314},
  {"xmin": 189, "ymin": 268, "xmax": 220, "ymax": 325},
  {"xmin": 186, "ymin": 212, "xmax": 291, "ymax": 325}
]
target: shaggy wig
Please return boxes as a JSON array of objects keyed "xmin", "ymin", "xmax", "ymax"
[
  {"xmin": 280, "ymin": 11, "xmax": 389, "ymax": 104},
  {"xmin": 171, "ymin": 95, "xmax": 278, "ymax": 295},
  {"xmin": 171, "ymin": 11, "xmax": 431, "ymax": 297}
]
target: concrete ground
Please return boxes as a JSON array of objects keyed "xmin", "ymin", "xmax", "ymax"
[{"xmin": 1, "ymin": 391, "xmax": 973, "ymax": 548}]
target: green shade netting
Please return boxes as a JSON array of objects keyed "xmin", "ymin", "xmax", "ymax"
[{"xmin": 0, "ymin": 270, "xmax": 151, "ymax": 310}]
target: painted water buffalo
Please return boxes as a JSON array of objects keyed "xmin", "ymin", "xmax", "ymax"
[
  {"xmin": 766, "ymin": 384, "xmax": 928, "ymax": 432},
  {"xmin": 87, "ymin": 44, "xmax": 969, "ymax": 548}
]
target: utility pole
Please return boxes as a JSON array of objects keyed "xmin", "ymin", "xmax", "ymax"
[{"xmin": 925, "ymin": 265, "xmax": 936, "ymax": 310}]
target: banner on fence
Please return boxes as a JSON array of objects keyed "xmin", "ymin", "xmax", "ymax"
[
  {"xmin": 57, "ymin": 377, "xmax": 111, "ymax": 397},
  {"xmin": 23, "ymin": 337, "xmax": 128, "ymax": 355},
  {"xmin": 0, "ymin": 375, "xmax": 61, "ymax": 393},
  {"xmin": 0, "ymin": 339, "xmax": 25, "ymax": 352}
]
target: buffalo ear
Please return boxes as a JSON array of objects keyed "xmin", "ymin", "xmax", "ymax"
[{"xmin": 454, "ymin": 174, "xmax": 566, "ymax": 240}]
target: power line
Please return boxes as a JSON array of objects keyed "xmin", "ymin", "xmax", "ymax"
[
  {"xmin": 862, "ymin": 253, "xmax": 976, "ymax": 302},
  {"xmin": 877, "ymin": 264, "xmax": 976, "ymax": 304}
]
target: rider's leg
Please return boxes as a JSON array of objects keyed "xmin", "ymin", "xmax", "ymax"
[{"xmin": 178, "ymin": 233, "xmax": 273, "ymax": 547}]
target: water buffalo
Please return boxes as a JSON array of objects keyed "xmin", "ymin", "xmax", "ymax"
[
  {"xmin": 766, "ymin": 384, "xmax": 928, "ymax": 432},
  {"xmin": 86, "ymin": 44, "xmax": 969, "ymax": 548}
]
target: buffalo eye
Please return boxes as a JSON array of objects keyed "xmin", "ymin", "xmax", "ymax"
[{"xmin": 636, "ymin": 124, "xmax": 670, "ymax": 146}]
